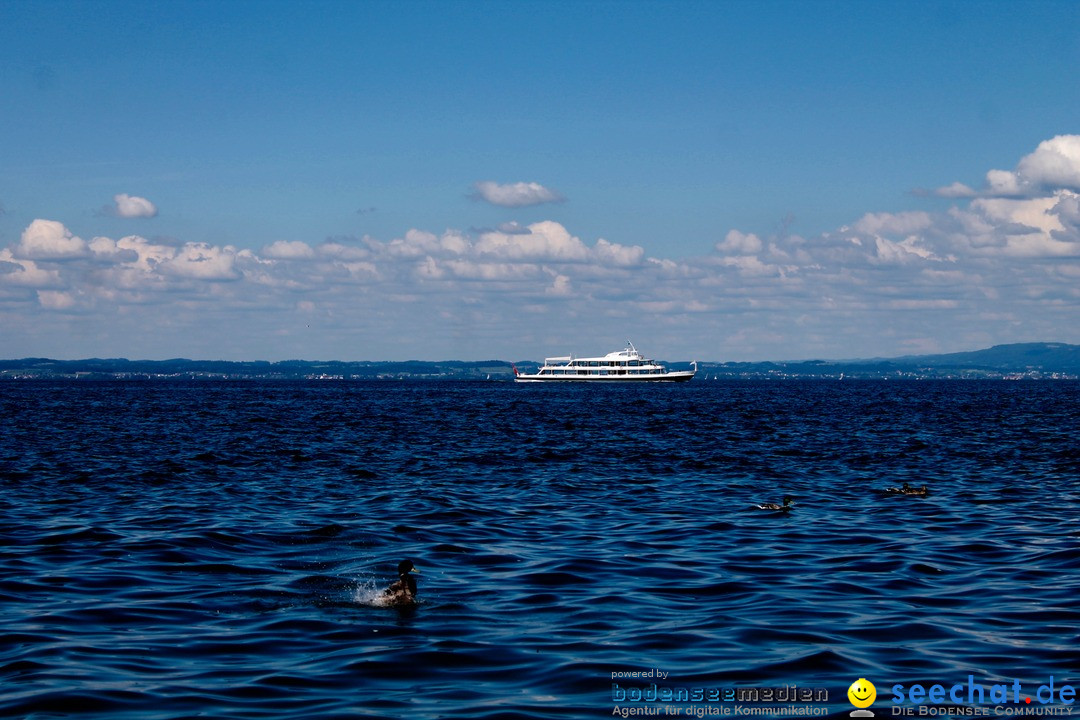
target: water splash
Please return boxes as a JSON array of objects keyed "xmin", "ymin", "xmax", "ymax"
[{"xmin": 351, "ymin": 577, "xmax": 389, "ymax": 607}]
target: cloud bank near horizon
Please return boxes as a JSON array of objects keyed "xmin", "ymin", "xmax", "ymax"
[{"xmin": 2, "ymin": 137, "xmax": 1079, "ymax": 361}]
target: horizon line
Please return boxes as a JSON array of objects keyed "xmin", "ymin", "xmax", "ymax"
[{"xmin": 2, "ymin": 340, "xmax": 1075, "ymax": 367}]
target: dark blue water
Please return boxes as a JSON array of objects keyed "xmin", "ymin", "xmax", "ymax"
[{"xmin": 2, "ymin": 380, "xmax": 1078, "ymax": 719}]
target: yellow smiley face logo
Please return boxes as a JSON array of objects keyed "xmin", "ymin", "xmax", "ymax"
[{"xmin": 848, "ymin": 678, "xmax": 877, "ymax": 708}]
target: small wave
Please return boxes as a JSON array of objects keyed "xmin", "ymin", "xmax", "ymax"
[{"xmin": 518, "ymin": 571, "xmax": 588, "ymax": 587}]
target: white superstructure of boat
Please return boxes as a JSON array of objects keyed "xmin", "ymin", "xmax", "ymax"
[{"xmin": 513, "ymin": 342, "xmax": 696, "ymax": 382}]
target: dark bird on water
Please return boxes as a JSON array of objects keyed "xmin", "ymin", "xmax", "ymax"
[
  {"xmin": 754, "ymin": 495, "xmax": 794, "ymax": 511},
  {"xmin": 380, "ymin": 559, "xmax": 420, "ymax": 607},
  {"xmin": 885, "ymin": 482, "xmax": 929, "ymax": 496}
]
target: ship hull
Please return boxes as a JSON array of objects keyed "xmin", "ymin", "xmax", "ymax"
[{"xmin": 514, "ymin": 370, "xmax": 695, "ymax": 383}]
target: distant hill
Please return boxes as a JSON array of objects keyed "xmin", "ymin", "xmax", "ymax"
[
  {"xmin": 1, "ymin": 343, "xmax": 1077, "ymax": 380},
  {"xmin": 889, "ymin": 343, "xmax": 1080, "ymax": 373},
  {"xmin": 695, "ymin": 342, "xmax": 1080, "ymax": 379}
]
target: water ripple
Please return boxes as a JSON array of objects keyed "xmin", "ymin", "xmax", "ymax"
[{"xmin": 2, "ymin": 379, "xmax": 1078, "ymax": 718}]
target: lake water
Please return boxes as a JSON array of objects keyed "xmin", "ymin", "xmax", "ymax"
[{"xmin": 2, "ymin": 380, "xmax": 1078, "ymax": 719}]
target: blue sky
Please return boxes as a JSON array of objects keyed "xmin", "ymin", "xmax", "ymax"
[{"xmin": 2, "ymin": 0, "xmax": 1079, "ymax": 361}]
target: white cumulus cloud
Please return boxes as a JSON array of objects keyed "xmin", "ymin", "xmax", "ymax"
[
  {"xmin": 161, "ymin": 243, "xmax": 241, "ymax": 280},
  {"xmin": 854, "ymin": 211, "xmax": 933, "ymax": 237},
  {"xmin": 471, "ymin": 181, "xmax": 564, "ymax": 208},
  {"xmin": 933, "ymin": 182, "xmax": 977, "ymax": 198},
  {"xmin": 593, "ymin": 237, "xmax": 645, "ymax": 266},
  {"xmin": 1017, "ymin": 135, "xmax": 1080, "ymax": 191},
  {"xmin": 262, "ymin": 240, "xmax": 315, "ymax": 260},
  {"xmin": 37, "ymin": 290, "xmax": 77, "ymax": 310},
  {"xmin": 113, "ymin": 193, "xmax": 159, "ymax": 218},
  {"xmin": 937, "ymin": 135, "xmax": 1080, "ymax": 198},
  {"xmin": 0, "ymin": 248, "xmax": 63, "ymax": 287},
  {"xmin": 475, "ymin": 221, "xmax": 589, "ymax": 262},
  {"xmin": 872, "ymin": 236, "xmax": 943, "ymax": 264},
  {"xmin": 15, "ymin": 219, "xmax": 89, "ymax": 260},
  {"xmin": 716, "ymin": 229, "xmax": 763, "ymax": 255}
]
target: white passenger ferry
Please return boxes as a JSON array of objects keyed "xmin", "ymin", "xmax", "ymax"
[{"xmin": 513, "ymin": 342, "xmax": 696, "ymax": 382}]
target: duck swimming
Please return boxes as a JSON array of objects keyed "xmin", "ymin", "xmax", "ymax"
[
  {"xmin": 885, "ymin": 482, "xmax": 929, "ymax": 496},
  {"xmin": 379, "ymin": 559, "xmax": 420, "ymax": 607},
  {"xmin": 754, "ymin": 495, "xmax": 794, "ymax": 511}
]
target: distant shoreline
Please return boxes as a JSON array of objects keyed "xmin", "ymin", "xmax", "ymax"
[{"xmin": 2, "ymin": 342, "xmax": 1077, "ymax": 381}]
